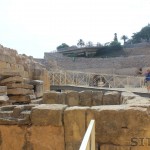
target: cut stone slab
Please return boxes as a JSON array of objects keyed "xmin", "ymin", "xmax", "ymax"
[
  {"xmin": 9, "ymin": 95, "xmax": 31, "ymax": 103},
  {"xmin": 92, "ymin": 91, "xmax": 103, "ymax": 106},
  {"xmin": 79, "ymin": 91, "xmax": 92, "ymax": 106},
  {"xmin": 0, "ymin": 95, "xmax": 9, "ymax": 102},
  {"xmin": 0, "ymin": 70, "xmax": 21, "ymax": 77},
  {"xmin": 7, "ymin": 88, "xmax": 34, "ymax": 95},
  {"xmin": 31, "ymin": 104, "xmax": 67, "ymax": 126},
  {"xmin": 0, "ymin": 86, "xmax": 7, "ymax": 93},
  {"xmin": 64, "ymin": 106, "xmax": 90, "ymax": 149},
  {"xmin": 43, "ymin": 91, "xmax": 59, "ymax": 104},
  {"xmin": 66, "ymin": 91, "xmax": 79, "ymax": 106},
  {"xmin": 6, "ymin": 83, "xmax": 33, "ymax": 89},
  {"xmin": 103, "ymin": 91, "xmax": 120, "ymax": 105},
  {"xmin": 0, "ymin": 54, "xmax": 16, "ymax": 64},
  {"xmin": 0, "ymin": 76, "xmax": 23, "ymax": 85},
  {"xmin": 30, "ymin": 80, "xmax": 43, "ymax": 85}
]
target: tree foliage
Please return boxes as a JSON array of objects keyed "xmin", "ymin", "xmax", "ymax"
[
  {"xmin": 77, "ymin": 39, "xmax": 85, "ymax": 47},
  {"xmin": 57, "ymin": 43, "xmax": 69, "ymax": 51},
  {"xmin": 121, "ymin": 35, "xmax": 128, "ymax": 44},
  {"xmin": 131, "ymin": 25, "xmax": 150, "ymax": 43}
]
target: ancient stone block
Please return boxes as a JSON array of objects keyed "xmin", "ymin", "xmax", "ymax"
[
  {"xmin": 43, "ymin": 91, "xmax": 59, "ymax": 104},
  {"xmin": 0, "ymin": 60, "xmax": 10, "ymax": 69},
  {"xmin": 0, "ymin": 76, "xmax": 23, "ymax": 85},
  {"xmin": 66, "ymin": 91, "xmax": 79, "ymax": 106},
  {"xmin": 79, "ymin": 91, "xmax": 92, "ymax": 106},
  {"xmin": 6, "ymin": 83, "xmax": 33, "ymax": 89},
  {"xmin": 0, "ymin": 126, "xmax": 25, "ymax": 150},
  {"xmin": 103, "ymin": 91, "xmax": 120, "ymax": 105},
  {"xmin": 0, "ymin": 54, "xmax": 16, "ymax": 64},
  {"xmin": 30, "ymin": 126, "xmax": 65, "ymax": 150},
  {"xmin": 9, "ymin": 95, "xmax": 31, "ymax": 103},
  {"xmin": 7, "ymin": 88, "xmax": 33, "ymax": 95},
  {"xmin": 59, "ymin": 92, "xmax": 66, "ymax": 104},
  {"xmin": 0, "ymin": 95, "xmax": 9, "ymax": 102},
  {"xmin": 100, "ymin": 144, "xmax": 131, "ymax": 150},
  {"xmin": 31, "ymin": 104, "xmax": 67, "ymax": 126},
  {"xmin": 0, "ymin": 86, "xmax": 7, "ymax": 94},
  {"xmin": 87, "ymin": 105, "xmax": 150, "ymax": 146},
  {"xmin": 64, "ymin": 106, "xmax": 89, "ymax": 148},
  {"xmin": 0, "ymin": 70, "xmax": 21, "ymax": 77},
  {"xmin": 92, "ymin": 91, "xmax": 103, "ymax": 106}
]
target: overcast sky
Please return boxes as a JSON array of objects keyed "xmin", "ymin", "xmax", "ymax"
[{"xmin": 0, "ymin": 0, "xmax": 149, "ymax": 58}]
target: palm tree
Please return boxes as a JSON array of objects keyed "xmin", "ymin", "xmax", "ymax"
[
  {"xmin": 77, "ymin": 39, "xmax": 85, "ymax": 47},
  {"xmin": 121, "ymin": 35, "xmax": 128, "ymax": 45}
]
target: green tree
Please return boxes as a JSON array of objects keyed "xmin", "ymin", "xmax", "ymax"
[
  {"xmin": 131, "ymin": 25, "xmax": 150, "ymax": 43},
  {"xmin": 86, "ymin": 41, "xmax": 93, "ymax": 47},
  {"xmin": 121, "ymin": 35, "xmax": 128, "ymax": 45},
  {"xmin": 77, "ymin": 39, "xmax": 85, "ymax": 47},
  {"xmin": 114, "ymin": 33, "xmax": 118, "ymax": 42},
  {"xmin": 57, "ymin": 43, "xmax": 69, "ymax": 51}
]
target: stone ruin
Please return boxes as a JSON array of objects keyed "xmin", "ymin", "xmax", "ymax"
[
  {"xmin": 0, "ymin": 90, "xmax": 149, "ymax": 150},
  {"xmin": 0, "ymin": 44, "xmax": 150, "ymax": 150},
  {"xmin": 0, "ymin": 44, "xmax": 50, "ymax": 105}
]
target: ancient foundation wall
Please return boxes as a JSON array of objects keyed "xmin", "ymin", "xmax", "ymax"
[
  {"xmin": 0, "ymin": 103, "xmax": 150, "ymax": 150},
  {"xmin": 0, "ymin": 91, "xmax": 150, "ymax": 150}
]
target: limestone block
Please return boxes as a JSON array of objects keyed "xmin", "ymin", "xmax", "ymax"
[
  {"xmin": 6, "ymin": 83, "xmax": 33, "ymax": 89},
  {"xmin": 30, "ymin": 126, "xmax": 65, "ymax": 150},
  {"xmin": 34, "ymin": 84, "xmax": 43, "ymax": 98},
  {"xmin": 0, "ymin": 95, "xmax": 9, "ymax": 102},
  {"xmin": 7, "ymin": 88, "xmax": 34, "ymax": 95},
  {"xmin": 79, "ymin": 91, "xmax": 92, "ymax": 106},
  {"xmin": 66, "ymin": 91, "xmax": 79, "ymax": 106},
  {"xmin": 0, "ymin": 60, "xmax": 10, "ymax": 69},
  {"xmin": 31, "ymin": 104, "xmax": 67, "ymax": 126},
  {"xmin": 0, "ymin": 126, "xmax": 25, "ymax": 150},
  {"xmin": 103, "ymin": 91, "xmax": 120, "ymax": 105},
  {"xmin": 0, "ymin": 54, "xmax": 16, "ymax": 64},
  {"xmin": 0, "ymin": 76, "xmax": 23, "ymax": 85},
  {"xmin": 0, "ymin": 86, "xmax": 7, "ymax": 94},
  {"xmin": 43, "ymin": 91, "xmax": 59, "ymax": 104},
  {"xmin": 9, "ymin": 95, "xmax": 31, "ymax": 103},
  {"xmin": 92, "ymin": 91, "xmax": 103, "ymax": 106},
  {"xmin": 87, "ymin": 105, "xmax": 150, "ymax": 146},
  {"xmin": 64, "ymin": 106, "xmax": 89, "ymax": 149},
  {"xmin": 0, "ymin": 69, "xmax": 21, "ymax": 77},
  {"xmin": 100, "ymin": 144, "xmax": 131, "ymax": 150},
  {"xmin": 59, "ymin": 92, "xmax": 66, "ymax": 104}
]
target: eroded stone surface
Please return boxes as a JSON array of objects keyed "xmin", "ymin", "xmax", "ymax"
[{"xmin": 31, "ymin": 104, "xmax": 67, "ymax": 126}]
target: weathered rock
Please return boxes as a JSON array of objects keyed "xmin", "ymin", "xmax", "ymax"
[
  {"xmin": 79, "ymin": 91, "xmax": 92, "ymax": 106},
  {"xmin": 34, "ymin": 84, "xmax": 43, "ymax": 98},
  {"xmin": 29, "ymin": 126, "xmax": 65, "ymax": 150},
  {"xmin": 31, "ymin": 104, "xmax": 67, "ymax": 126},
  {"xmin": 43, "ymin": 91, "xmax": 59, "ymax": 104},
  {"xmin": 66, "ymin": 91, "xmax": 79, "ymax": 106},
  {"xmin": 0, "ymin": 86, "xmax": 7, "ymax": 94},
  {"xmin": 64, "ymin": 106, "xmax": 89, "ymax": 150},
  {"xmin": 9, "ymin": 95, "xmax": 31, "ymax": 103},
  {"xmin": 0, "ymin": 126, "xmax": 25, "ymax": 150},
  {"xmin": 87, "ymin": 105, "xmax": 150, "ymax": 146},
  {"xmin": 103, "ymin": 91, "xmax": 120, "ymax": 105},
  {"xmin": 0, "ymin": 54, "xmax": 16, "ymax": 64},
  {"xmin": 7, "ymin": 88, "xmax": 34, "ymax": 95},
  {"xmin": 0, "ymin": 95, "xmax": 9, "ymax": 102},
  {"xmin": 0, "ymin": 70, "xmax": 21, "ymax": 77},
  {"xmin": 92, "ymin": 91, "xmax": 103, "ymax": 106},
  {"xmin": 0, "ymin": 76, "xmax": 23, "ymax": 85},
  {"xmin": 6, "ymin": 83, "xmax": 33, "ymax": 89},
  {"xmin": 100, "ymin": 144, "xmax": 131, "ymax": 150},
  {"xmin": 59, "ymin": 92, "xmax": 66, "ymax": 104},
  {"xmin": 29, "ymin": 80, "xmax": 43, "ymax": 85}
]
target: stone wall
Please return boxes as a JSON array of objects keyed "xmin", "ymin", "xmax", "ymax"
[
  {"xmin": 0, "ymin": 44, "xmax": 50, "ymax": 92},
  {"xmin": 0, "ymin": 99, "xmax": 150, "ymax": 150},
  {"xmin": 38, "ymin": 47, "xmax": 150, "ymax": 75},
  {"xmin": 43, "ymin": 91, "xmax": 150, "ymax": 106}
]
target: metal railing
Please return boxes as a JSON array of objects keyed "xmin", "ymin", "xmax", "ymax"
[
  {"xmin": 79, "ymin": 120, "xmax": 95, "ymax": 150},
  {"xmin": 49, "ymin": 70, "xmax": 145, "ymax": 89}
]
